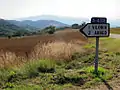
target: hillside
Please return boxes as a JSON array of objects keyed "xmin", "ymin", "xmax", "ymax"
[
  {"xmin": 0, "ymin": 19, "xmax": 27, "ymax": 36},
  {"xmin": 8, "ymin": 20, "xmax": 69, "ymax": 29},
  {"xmin": 7, "ymin": 20, "xmax": 37, "ymax": 31}
]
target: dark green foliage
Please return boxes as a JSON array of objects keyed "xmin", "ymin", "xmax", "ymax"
[
  {"xmin": 37, "ymin": 67, "xmax": 55, "ymax": 73},
  {"xmin": 71, "ymin": 52, "xmax": 95, "ymax": 64},
  {"xmin": 53, "ymin": 73, "xmax": 85, "ymax": 86},
  {"xmin": 4, "ymin": 82, "xmax": 15, "ymax": 89},
  {"xmin": 65, "ymin": 60, "xmax": 83, "ymax": 69},
  {"xmin": 41, "ymin": 26, "xmax": 56, "ymax": 34},
  {"xmin": 8, "ymin": 35, "xmax": 12, "ymax": 39},
  {"xmin": 0, "ymin": 19, "xmax": 33, "ymax": 37},
  {"xmin": 57, "ymin": 26, "xmax": 70, "ymax": 30},
  {"xmin": 71, "ymin": 22, "xmax": 86, "ymax": 29},
  {"xmin": 115, "ymin": 52, "xmax": 120, "ymax": 55},
  {"xmin": 72, "ymin": 24, "xmax": 79, "ymax": 29}
]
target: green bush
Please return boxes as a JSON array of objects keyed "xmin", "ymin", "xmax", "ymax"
[
  {"xmin": 0, "ymin": 68, "xmax": 18, "ymax": 82},
  {"xmin": 4, "ymin": 82, "xmax": 15, "ymax": 88},
  {"xmin": 37, "ymin": 60, "xmax": 55, "ymax": 73},
  {"xmin": 0, "ymin": 68, "xmax": 20, "ymax": 89},
  {"xmin": 20, "ymin": 59, "xmax": 56, "ymax": 78}
]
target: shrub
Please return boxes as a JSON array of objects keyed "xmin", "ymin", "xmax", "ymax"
[
  {"xmin": 20, "ymin": 59, "xmax": 56, "ymax": 78},
  {"xmin": 72, "ymin": 24, "xmax": 79, "ymax": 29},
  {"xmin": 4, "ymin": 82, "xmax": 15, "ymax": 88},
  {"xmin": 37, "ymin": 60, "xmax": 56, "ymax": 73}
]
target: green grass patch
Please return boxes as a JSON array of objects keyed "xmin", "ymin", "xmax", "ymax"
[
  {"xmin": 83, "ymin": 44, "xmax": 96, "ymax": 49},
  {"xmin": 20, "ymin": 59, "xmax": 56, "ymax": 78},
  {"xmin": 82, "ymin": 66, "xmax": 113, "ymax": 88},
  {"xmin": 99, "ymin": 38, "xmax": 120, "ymax": 52},
  {"xmin": 85, "ymin": 66, "xmax": 112, "ymax": 80},
  {"xmin": 87, "ymin": 37, "xmax": 120, "ymax": 52}
]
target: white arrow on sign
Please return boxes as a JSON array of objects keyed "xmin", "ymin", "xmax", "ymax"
[{"xmin": 80, "ymin": 23, "xmax": 110, "ymax": 37}]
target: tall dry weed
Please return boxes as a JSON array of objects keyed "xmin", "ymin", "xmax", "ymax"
[
  {"xmin": 0, "ymin": 50, "xmax": 27, "ymax": 68},
  {"xmin": 30, "ymin": 41, "xmax": 84, "ymax": 61},
  {"xmin": 0, "ymin": 41, "xmax": 84, "ymax": 68}
]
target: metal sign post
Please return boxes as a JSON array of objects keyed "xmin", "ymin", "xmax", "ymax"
[
  {"xmin": 80, "ymin": 17, "xmax": 110, "ymax": 73},
  {"xmin": 95, "ymin": 37, "xmax": 99, "ymax": 73}
]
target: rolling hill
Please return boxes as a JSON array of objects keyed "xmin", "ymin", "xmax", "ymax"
[
  {"xmin": 0, "ymin": 19, "xmax": 27, "ymax": 36},
  {"xmin": 7, "ymin": 20, "xmax": 37, "ymax": 31}
]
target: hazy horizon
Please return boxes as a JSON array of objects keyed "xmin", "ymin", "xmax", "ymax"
[{"xmin": 0, "ymin": 0, "xmax": 119, "ymax": 20}]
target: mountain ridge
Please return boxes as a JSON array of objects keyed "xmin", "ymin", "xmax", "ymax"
[
  {"xmin": 16, "ymin": 15, "xmax": 89, "ymax": 25},
  {"xmin": 15, "ymin": 15, "xmax": 120, "ymax": 27},
  {"xmin": 8, "ymin": 19, "xmax": 69, "ymax": 29}
]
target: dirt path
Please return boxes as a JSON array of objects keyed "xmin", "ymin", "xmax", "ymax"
[{"xmin": 110, "ymin": 34, "xmax": 120, "ymax": 39}]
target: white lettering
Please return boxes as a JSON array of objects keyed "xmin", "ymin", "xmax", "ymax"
[
  {"xmin": 92, "ymin": 25, "xmax": 107, "ymax": 30},
  {"xmin": 94, "ymin": 31, "xmax": 107, "ymax": 35}
]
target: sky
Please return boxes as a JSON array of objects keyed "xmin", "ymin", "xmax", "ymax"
[{"xmin": 0, "ymin": 0, "xmax": 119, "ymax": 19}]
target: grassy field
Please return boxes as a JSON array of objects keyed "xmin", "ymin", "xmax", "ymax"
[
  {"xmin": 0, "ymin": 29, "xmax": 120, "ymax": 89},
  {"xmin": 110, "ymin": 28, "xmax": 120, "ymax": 34}
]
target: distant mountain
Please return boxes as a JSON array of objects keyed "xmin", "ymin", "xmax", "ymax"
[
  {"xmin": 16, "ymin": 15, "xmax": 120, "ymax": 27},
  {"xmin": 8, "ymin": 20, "xmax": 69, "ymax": 29},
  {"xmin": 16, "ymin": 15, "xmax": 89, "ymax": 25}
]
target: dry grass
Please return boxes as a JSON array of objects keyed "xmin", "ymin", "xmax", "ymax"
[
  {"xmin": 0, "ymin": 51, "xmax": 27, "ymax": 68},
  {"xmin": 0, "ymin": 29, "xmax": 87, "ymax": 68},
  {"xmin": 0, "ymin": 41, "xmax": 85, "ymax": 68},
  {"xmin": 30, "ymin": 41, "xmax": 84, "ymax": 61}
]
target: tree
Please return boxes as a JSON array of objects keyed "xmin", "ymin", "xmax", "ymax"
[
  {"xmin": 72, "ymin": 24, "xmax": 79, "ymax": 29},
  {"xmin": 79, "ymin": 22, "xmax": 86, "ymax": 29},
  {"xmin": 45, "ymin": 26, "xmax": 56, "ymax": 34},
  {"xmin": 81, "ymin": 22, "xmax": 86, "ymax": 26},
  {"xmin": 8, "ymin": 35, "xmax": 12, "ymax": 39},
  {"xmin": 13, "ymin": 31, "xmax": 23, "ymax": 37}
]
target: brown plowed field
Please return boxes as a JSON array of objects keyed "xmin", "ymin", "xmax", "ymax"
[{"xmin": 0, "ymin": 29, "xmax": 87, "ymax": 56}]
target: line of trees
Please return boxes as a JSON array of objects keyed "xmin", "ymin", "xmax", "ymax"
[{"xmin": 72, "ymin": 22, "xmax": 86, "ymax": 29}]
